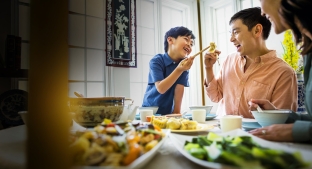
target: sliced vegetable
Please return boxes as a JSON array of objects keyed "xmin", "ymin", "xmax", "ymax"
[{"xmin": 184, "ymin": 132, "xmax": 309, "ymax": 169}]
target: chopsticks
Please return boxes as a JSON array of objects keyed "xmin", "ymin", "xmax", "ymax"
[{"xmin": 190, "ymin": 46, "xmax": 211, "ymax": 59}]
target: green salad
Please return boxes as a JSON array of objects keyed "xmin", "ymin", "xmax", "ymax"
[{"xmin": 184, "ymin": 132, "xmax": 310, "ymax": 169}]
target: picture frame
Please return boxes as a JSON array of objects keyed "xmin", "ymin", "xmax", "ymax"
[{"xmin": 106, "ymin": 0, "xmax": 137, "ymax": 68}]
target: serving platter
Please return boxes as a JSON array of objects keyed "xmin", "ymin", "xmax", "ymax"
[
  {"xmin": 74, "ymin": 129, "xmax": 170, "ymax": 169},
  {"xmin": 169, "ymin": 129, "xmax": 312, "ymax": 169}
]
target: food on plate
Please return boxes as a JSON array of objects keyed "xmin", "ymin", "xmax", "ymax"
[
  {"xmin": 180, "ymin": 120, "xmax": 197, "ymax": 130},
  {"xmin": 151, "ymin": 115, "xmax": 199, "ymax": 130},
  {"xmin": 69, "ymin": 120, "xmax": 165, "ymax": 167},
  {"xmin": 166, "ymin": 118, "xmax": 181, "ymax": 130},
  {"xmin": 151, "ymin": 116, "xmax": 168, "ymax": 128},
  {"xmin": 184, "ymin": 132, "xmax": 310, "ymax": 169}
]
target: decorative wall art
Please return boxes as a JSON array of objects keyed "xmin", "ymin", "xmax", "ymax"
[{"xmin": 106, "ymin": 0, "xmax": 137, "ymax": 68}]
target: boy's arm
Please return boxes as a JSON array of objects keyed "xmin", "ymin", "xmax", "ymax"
[
  {"xmin": 155, "ymin": 57, "xmax": 193, "ymax": 94},
  {"xmin": 172, "ymin": 84, "xmax": 184, "ymax": 114}
]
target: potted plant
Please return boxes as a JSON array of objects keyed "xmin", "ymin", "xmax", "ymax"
[
  {"xmin": 282, "ymin": 30, "xmax": 302, "ymax": 73},
  {"xmin": 282, "ymin": 30, "xmax": 305, "ymax": 113}
]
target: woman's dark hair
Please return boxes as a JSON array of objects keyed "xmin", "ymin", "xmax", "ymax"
[
  {"xmin": 164, "ymin": 26, "xmax": 195, "ymax": 52},
  {"xmin": 279, "ymin": 0, "xmax": 312, "ymax": 55},
  {"xmin": 229, "ymin": 7, "xmax": 272, "ymax": 40}
]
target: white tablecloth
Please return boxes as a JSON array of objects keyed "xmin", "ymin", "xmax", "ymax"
[{"xmin": 1, "ymin": 119, "xmax": 312, "ymax": 169}]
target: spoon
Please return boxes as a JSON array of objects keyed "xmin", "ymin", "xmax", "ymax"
[{"xmin": 257, "ymin": 105, "xmax": 264, "ymax": 113}]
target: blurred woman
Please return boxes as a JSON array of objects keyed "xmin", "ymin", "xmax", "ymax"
[{"xmin": 248, "ymin": 0, "xmax": 312, "ymax": 143}]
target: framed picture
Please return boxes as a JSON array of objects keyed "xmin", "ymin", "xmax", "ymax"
[{"xmin": 106, "ymin": 0, "xmax": 137, "ymax": 68}]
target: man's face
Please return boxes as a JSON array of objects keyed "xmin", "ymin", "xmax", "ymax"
[
  {"xmin": 260, "ymin": 0, "xmax": 288, "ymax": 34},
  {"xmin": 170, "ymin": 35, "xmax": 194, "ymax": 58},
  {"xmin": 229, "ymin": 19, "xmax": 257, "ymax": 56}
]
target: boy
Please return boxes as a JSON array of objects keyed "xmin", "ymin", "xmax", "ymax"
[
  {"xmin": 142, "ymin": 26, "xmax": 195, "ymax": 115},
  {"xmin": 204, "ymin": 7, "xmax": 298, "ymax": 118}
]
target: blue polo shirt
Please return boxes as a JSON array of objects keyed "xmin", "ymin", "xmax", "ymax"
[{"xmin": 142, "ymin": 53, "xmax": 189, "ymax": 115}]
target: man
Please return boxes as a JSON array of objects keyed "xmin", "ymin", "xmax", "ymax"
[{"xmin": 204, "ymin": 7, "xmax": 297, "ymax": 118}]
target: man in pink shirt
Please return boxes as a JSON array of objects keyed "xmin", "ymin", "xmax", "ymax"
[{"xmin": 204, "ymin": 7, "xmax": 298, "ymax": 118}]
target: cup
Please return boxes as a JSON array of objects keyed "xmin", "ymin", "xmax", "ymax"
[
  {"xmin": 191, "ymin": 109, "xmax": 206, "ymax": 123},
  {"xmin": 140, "ymin": 109, "xmax": 153, "ymax": 122},
  {"xmin": 220, "ymin": 115, "xmax": 242, "ymax": 132}
]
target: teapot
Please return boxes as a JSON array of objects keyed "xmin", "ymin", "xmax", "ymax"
[{"xmin": 119, "ymin": 99, "xmax": 139, "ymax": 121}]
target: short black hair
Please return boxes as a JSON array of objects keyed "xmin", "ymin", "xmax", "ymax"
[
  {"xmin": 229, "ymin": 7, "xmax": 271, "ymax": 40},
  {"xmin": 164, "ymin": 26, "xmax": 195, "ymax": 52}
]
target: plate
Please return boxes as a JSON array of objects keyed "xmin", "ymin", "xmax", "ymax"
[
  {"xmin": 184, "ymin": 114, "xmax": 217, "ymax": 120},
  {"xmin": 169, "ymin": 129, "xmax": 312, "ymax": 169},
  {"xmin": 75, "ymin": 129, "xmax": 170, "ymax": 169},
  {"xmin": 170, "ymin": 123, "xmax": 214, "ymax": 133},
  {"xmin": 242, "ymin": 121, "xmax": 262, "ymax": 131}
]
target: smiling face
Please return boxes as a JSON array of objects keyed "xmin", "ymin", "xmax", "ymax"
[
  {"xmin": 260, "ymin": 0, "xmax": 288, "ymax": 34},
  {"xmin": 168, "ymin": 35, "xmax": 194, "ymax": 60},
  {"xmin": 229, "ymin": 19, "xmax": 259, "ymax": 57}
]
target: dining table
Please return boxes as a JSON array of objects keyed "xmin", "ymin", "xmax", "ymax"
[{"xmin": 1, "ymin": 117, "xmax": 312, "ymax": 169}]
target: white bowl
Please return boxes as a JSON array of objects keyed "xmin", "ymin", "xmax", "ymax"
[
  {"xmin": 138, "ymin": 106, "xmax": 159, "ymax": 114},
  {"xmin": 251, "ymin": 110, "xmax": 291, "ymax": 127},
  {"xmin": 189, "ymin": 105, "xmax": 213, "ymax": 115},
  {"xmin": 18, "ymin": 111, "xmax": 28, "ymax": 125}
]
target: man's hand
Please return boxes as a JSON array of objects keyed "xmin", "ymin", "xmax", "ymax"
[
  {"xmin": 248, "ymin": 99, "xmax": 277, "ymax": 111},
  {"xmin": 204, "ymin": 50, "xmax": 221, "ymax": 68}
]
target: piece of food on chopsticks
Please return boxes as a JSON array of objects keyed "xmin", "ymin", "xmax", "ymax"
[
  {"xmin": 208, "ymin": 42, "xmax": 220, "ymax": 66},
  {"xmin": 184, "ymin": 132, "xmax": 310, "ymax": 169},
  {"xmin": 208, "ymin": 42, "xmax": 217, "ymax": 53},
  {"xmin": 69, "ymin": 120, "xmax": 165, "ymax": 167}
]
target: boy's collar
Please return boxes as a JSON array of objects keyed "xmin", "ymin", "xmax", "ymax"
[{"xmin": 164, "ymin": 53, "xmax": 181, "ymax": 66}]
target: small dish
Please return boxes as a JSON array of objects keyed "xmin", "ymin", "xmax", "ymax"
[
  {"xmin": 242, "ymin": 121, "xmax": 262, "ymax": 131},
  {"xmin": 184, "ymin": 114, "xmax": 217, "ymax": 121}
]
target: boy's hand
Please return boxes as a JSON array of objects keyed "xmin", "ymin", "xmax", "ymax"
[
  {"xmin": 178, "ymin": 57, "xmax": 194, "ymax": 71},
  {"xmin": 204, "ymin": 50, "xmax": 221, "ymax": 68}
]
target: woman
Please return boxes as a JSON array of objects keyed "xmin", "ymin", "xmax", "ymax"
[{"xmin": 248, "ymin": 0, "xmax": 312, "ymax": 143}]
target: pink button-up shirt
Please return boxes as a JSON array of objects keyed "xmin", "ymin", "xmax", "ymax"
[{"xmin": 205, "ymin": 50, "xmax": 298, "ymax": 118}]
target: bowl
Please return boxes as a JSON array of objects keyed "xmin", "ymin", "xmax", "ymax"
[
  {"xmin": 251, "ymin": 110, "xmax": 292, "ymax": 127},
  {"xmin": 18, "ymin": 111, "xmax": 28, "ymax": 125},
  {"xmin": 189, "ymin": 105, "xmax": 213, "ymax": 115},
  {"xmin": 68, "ymin": 97, "xmax": 125, "ymax": 127},
  {"xmin": 138, "ymin": 106, "xmax": 159, "ymax": 114}
]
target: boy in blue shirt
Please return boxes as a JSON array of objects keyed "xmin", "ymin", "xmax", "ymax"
[{"xmin": 142, "ymin": 26, "xmax": 196, "ymax": 115}]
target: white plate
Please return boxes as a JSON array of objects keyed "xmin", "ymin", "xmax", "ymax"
[
  {"xmin": 169, "ymin": 129, "xmax": 312, "ymax": 169},
  {"xmin": 170, "ymin": 123, "xmax": 214, "ymax": 133},
  {"xmin": 74, "ymin": 129, "xmax": 170, "ymax": 169}
]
